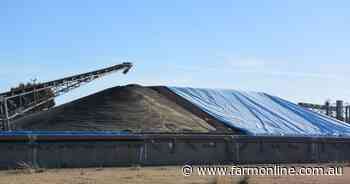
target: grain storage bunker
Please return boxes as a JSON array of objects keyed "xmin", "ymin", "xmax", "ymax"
[{"xmin": 1, "ymin": 63, "xmax": 350, "ymax": 168}]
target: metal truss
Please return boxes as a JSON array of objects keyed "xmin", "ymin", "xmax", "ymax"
[
  {"xmin": 299, "ymin": 101, "xmax": 350, "ymax": 123},
  {"xmin": 0, "ymin": 62, "xmax": 133, "ymax": 130}
]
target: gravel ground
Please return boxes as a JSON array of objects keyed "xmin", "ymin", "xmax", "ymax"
[{"xmin": 0, "ymin": 164, "xmax": 348, "ymax": 184}]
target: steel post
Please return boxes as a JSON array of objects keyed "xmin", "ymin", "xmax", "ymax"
[
  {"xmin": 325, "ymin": 101, "xmax": 330, "ymax": 116},
  {"xmin": 348, "ymin": 106, "xmax": 350, "ymax": 123},
  {"xmin": 336, "ymin": 100, "xmax": 344, "ymax": 121}
]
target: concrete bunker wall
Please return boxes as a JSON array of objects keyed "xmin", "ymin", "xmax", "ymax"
[{"xmin": 0, "ymin": 136, "xmax": 349, "ymax": 169}]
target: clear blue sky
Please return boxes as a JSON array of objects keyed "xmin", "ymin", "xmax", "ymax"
[{"xmin": 1, "ymin": 0, "xmax": 350, "ymax": 105}]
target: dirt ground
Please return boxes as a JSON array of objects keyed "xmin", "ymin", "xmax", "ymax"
[{"xmin": 0, "ymin": 164, "xmax": 349, "ymax": 184}]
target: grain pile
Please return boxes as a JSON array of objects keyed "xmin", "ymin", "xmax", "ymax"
[{"xmin": 13, "ymin": 84, "xmax": 216, "ymax": 132}]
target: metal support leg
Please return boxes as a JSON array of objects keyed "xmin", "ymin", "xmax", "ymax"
[{"xmin": 4, "ymin": 98, "xmax": 10, "ymax": 131}]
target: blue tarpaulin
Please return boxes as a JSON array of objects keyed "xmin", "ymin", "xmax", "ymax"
[{"xmin": 169, "ymin": 87, "xmax": 350, "ymax": 136}]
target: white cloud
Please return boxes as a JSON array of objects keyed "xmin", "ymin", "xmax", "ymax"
[
  {"xmin": 225, "ymin": 57, "xmax": 268, "ymax": 69},
  {"xmin": 220, "ymin": 57, "xmax": 347, "ymax": 80}
]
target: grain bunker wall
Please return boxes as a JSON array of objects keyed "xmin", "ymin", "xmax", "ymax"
[{"xmin": 0, "ymin": 134, "xmax": 350, "ymax": 169}]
